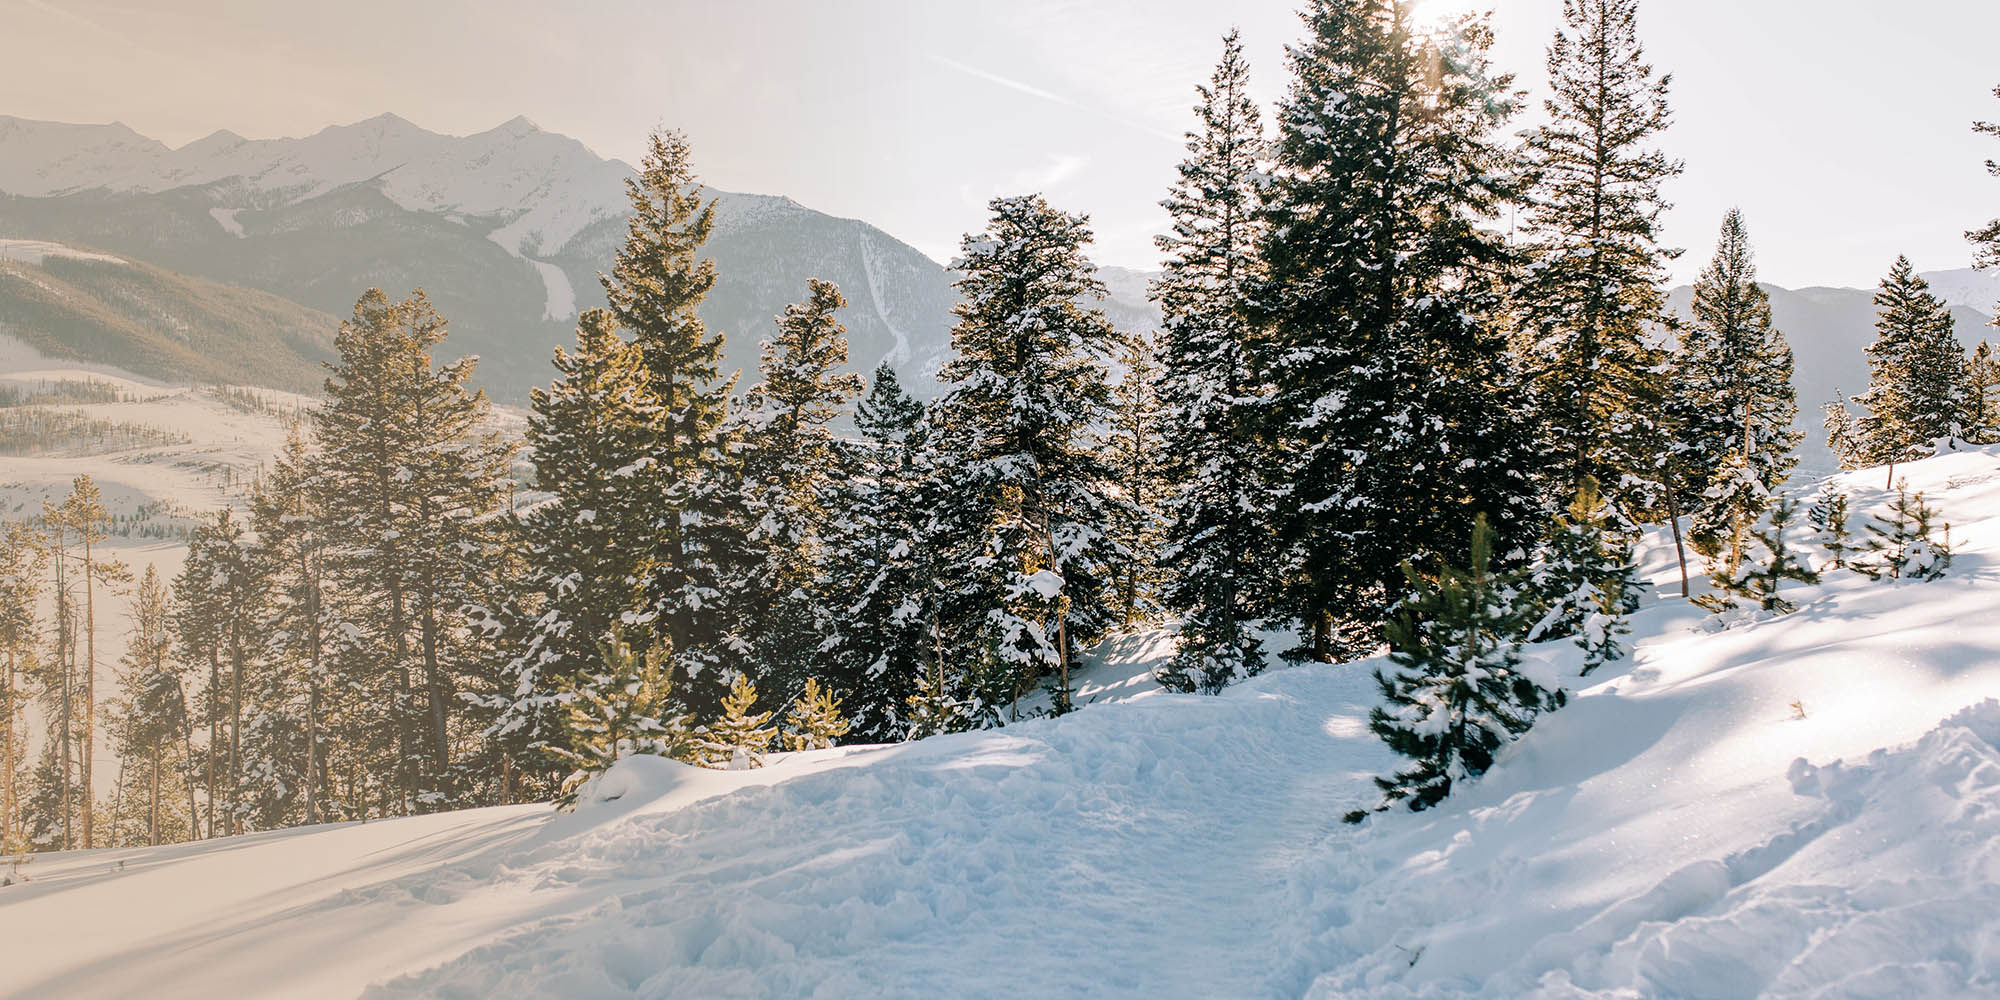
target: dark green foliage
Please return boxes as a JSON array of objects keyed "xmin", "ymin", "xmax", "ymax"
[
  {"xmin": 1352, "ymin": 516, "xmax": 1562, "ymax": 820},
  {"xmin": 1525, "ymin": 477, "xmax": 1640, "ymax": 676},
  {"xmin": 1807, "ymin": 481, "xmax": 1856, "ymax": 570},
  {"xmin": 1857, "ymin": 483, "xmax": 1953, "ymax": 581},
  {"xmin": 549, "ymin": 628, "xmax": 689, "ymax": 806},
  {"xmin": 1855, "ymin": 257, "xmax": 1970, "ymax": 470}
]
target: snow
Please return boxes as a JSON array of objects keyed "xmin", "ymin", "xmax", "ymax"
[
  {"xmin": 5, "ymin": 447, "xmax": 2000, "ymax": 997},
  {"xmin": 207, "ymin": 206, "xmax": 245, "ymax": 238},
  {"xmin": 0, "ymin": 238, "xmax": 125, "ymax": 266}
]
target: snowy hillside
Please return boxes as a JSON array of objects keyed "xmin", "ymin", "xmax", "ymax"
[{"xmin": 4, "ymin": 447, "xmax": 1999, "ymax": 997}]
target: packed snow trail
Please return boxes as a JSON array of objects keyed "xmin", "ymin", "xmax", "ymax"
[{"xmin": 5, "ymin": 447, "xmax": 2000, "ymax": 998}]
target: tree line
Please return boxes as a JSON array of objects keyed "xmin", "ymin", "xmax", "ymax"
[{"xmin": 4, "ymin": 0, "xmax": 1998, "ymax": 849}]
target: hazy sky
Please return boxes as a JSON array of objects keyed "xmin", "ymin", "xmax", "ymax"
[{"xmin": 6, "ymin": 0, "xmax": 1998, "ymax": 288}]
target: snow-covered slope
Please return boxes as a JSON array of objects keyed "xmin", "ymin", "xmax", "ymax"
[{"xmin": 6, "ymin": 448, "xmax": 2000, "ymax": 997}]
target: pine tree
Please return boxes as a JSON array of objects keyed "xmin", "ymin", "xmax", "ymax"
[
  {"xmin": 49, "ymin": 475, "xmax": 126, "ymax": 848},
  {"xmin": 1962, "ymin": 341, "xmax": 2000, "ymax": 444},
  {"xmin": 0, "ymin": 521, "xmax": 43, "ymax": 855},
  {"xmin": 1971, "ymin": 85, "xmax": 2000, "ymax": 276},
  {"xmin": 1807, "ymin": 480, "xmax": 1856, "ymax": 571},
  {"xmin": 249, "ymin": 424, "xmax": 332, "ymax": 826},
  {"xmin": 601, "ymin": 130, "xmax": 747, "ymax": 720},
  {"xmin": 1516, "ymin": 0, "xmax": 1682, "ymax": 517},
  {"xmin": 1259, "ymin": 1, "xmax": 1542, "ymax": 659},
  {"xmin": 1152, "ymin": 30, "xmax": 1280, "ymax": 695},
  {"xmin": 1857, "ymin": 482, "xmax": 1953, "ymax": 581},
  {"xmin": 781, "ymin": 678, "xmax": 852, "ymax": 752},
  {"xmin": 548, "ymin": 628, "xmax": 689, "ymax": 805},
  {"xmin": 1695, "ymin": 496, "xmax": 1819, "ymax": 615},
  {"xmin": 174, "ymin": 509, "xmax": 262, "ymax": 836},
  {"xmin": 1105, "ymin": 330, "xmax": 1166, "ymax": 630},
  {"xmin": 498, "ymin": 308, "xmax": 659, "ymax": 790},
  {"xmin": 735, "ymin": 280, "xmax": 864, "ymax": 702},
  {"xmin": 698, "ymin": 675, "xmax": 776, "ymax": 769},
  {"xmin": 314, "ymin": 289, "xmax": 517, "ymax": 813},
  {"xmin": 928, "ymin": 195, "xmax": 1131, "ymax": 722},
  {"xmin": 1855, "ymin": 257, "xmax": 1970, "ymax": 481},
  {"xmin": 1824, "ymin": 394, "xmax": 1866, "ymax": 470},
  {"xmin": 1525, "ymin": 477, "xmax": 1640, "ymax": 676},
  {"xmin": 1672, "ymin": 210, "xmax": 1799, "ymax": 567},
  {"xmin": 816, "ymin": 365, "xmax": 947, "ymax": 740},
  {"xmin": 110, "ymin": 565, "xmax": 193, "ymax": 846},
  {"xmin": 1351, "ymin": 516, "xmax": 1562, "ymax": 820}
]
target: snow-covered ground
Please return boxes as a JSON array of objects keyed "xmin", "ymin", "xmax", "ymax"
[{"xmin": 5, "ymin": 449, "xmax": 2000, "ymax": 998}]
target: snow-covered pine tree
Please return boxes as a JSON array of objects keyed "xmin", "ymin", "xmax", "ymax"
[
  {"xmin": 1351, "ymin": 516, "xmax": 1562, "ymax": 820},
  {"xmin": 1963, "ymin": 341, "xmax": 2000, "ymax": 444},
  {"xmin": 1258, "ymin": 1, "xmax": 1542, "ymax": 659},
  {"xmin": 1106, "ymin": 329, "xmax": 1166, "ymax": 630},
  {"xmin": 781, "ymin": 678, "xmax": 851, "ymax": 752},
  {"xmin": 173, "ymin": 509, "xmax": 263, "ymax": 836},
  {"xmin": 1807, "ymin": 480, "xmax": 1856, "ymax": 571},
  {"xmin": 1516, "ymin": 0, "xmax": 1682, "ymax": 518},
  {"xmin": 735, "ymin": 280, "xmax": 864, "ymax": 703},
  {"xmin": 1740, "ymin": 498, "xmax": 1819, "ymax": 614},
  {"xmin": 549, "ymin": 628, "xmax": 689, "ymax": 806},
  {"xmin": 816, "ymin": 364, "xmax": 947, "ymax": 740},
  {"xmin": 314, "ymin": 289, "xmax": 517, "ymax": 814},
  {"xmin": 0, "ymin": 521, "xmax": 43, "ymax": 854},
  {"xmin": 497, "ymin": 308, "xmax": 659, "ymax": 797},
  {"xmin": 1152, "ymin": 30, "xmax": 1281, "ymax": 696},
  {"xmin": 1824, "ymin": 393, "xmax": 1866, "ymax": 470},
  {"xmin": 600, "ymin": 130, "xmax": 748, "ymax": 722},
  {"xmin": 1857, "ymin": 482, "xmax": 1953, "ymax": 581},
  {"xmin": 697, "ymin": 675, "xmax": 776, "ymax": 769},
  {"xmin": 927, "ymin": 195, "xmax": 1131, "ymax": 723},
  {"xmin": 1855, "ymin": 257, "xmax": 1970, "ymax": 483},
  {"xmin": 1525, "ymin": 477, "xmax": 1640, "ymax": 675},
  {"xmin": 247, "ymin": 423, "xmax": 334, "ymax": 826},
  {"xmin": 109, "ymin": 565, "xmax": 193, "ymax": 846},
  {"xmin": 1672, "ymin": 210, "xmax": 1799, "ymax": 564}
]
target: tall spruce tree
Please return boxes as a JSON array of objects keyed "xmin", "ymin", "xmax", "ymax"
[
  {"xmin": 600, "ymin": 130, "xmax": 747, "ymax": 721},
  {"xmin": 928, "ymin": 195, "xmax": 1131, "ymax": 722},
  {"xmin": 735, "ymin": 279, "xmax": 863, "ymax": 703},
  {"xmin": 1516, "ymin": 0, "xmax": 1681, "ymax": 518},
  {"xmin": 249, "ymin": 425, "xmax": 333, "ymax": 825},
  {"xmin": 1963, "ymin": 341, "xmax": 2000, "ymax": 443},
  {"xmin": 1351, "ymin": 516, "xmax": 1562, "ymax": 820},
  {"xmin": 1259, "ymin": 1, "xmax": 1541, "ymax": 658},
  {"xmin": 499, "ymin": 308, "xmax": 659, "ymax": 791},
  {"xmin": 315, "ymin": 289, "xmax": 516, "ymax": 813},
  {"xmin": 174, "ymin": 510, "xmax": 262, "ymax": 836},
  {"xmin": 1855, "ymin": 257, "xmax": 1970, "ymax": 481},
  {"xmin": 1152, "ymin": 30, "xmax": 1280, "ymax": 694},
  {"xmin": 112, "ymin": 565, "xmax": 192, "ymax": 845},
  {"xmin": 0, "ymin": 522, "xmax": 43, "ymax": 854},
  {"xmin": 1672, "ymin": 210, "xmax": 1799, "ymax": 567},
  {"xmin": 1105, "ymin": 330, "xmax": 1166, "ymax": 630}
]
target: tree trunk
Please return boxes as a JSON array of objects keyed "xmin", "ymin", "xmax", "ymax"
[
  {"xmin": 149, "ymin": 743, "xmax": 161, "ymax": 847},
  {"xmin": 81, "ymin": 539, "xmax": 95, "ymax": 849},
  {"xmin": 1663, "ymin": 459, "xmax": 1691, "ymax": 599}
]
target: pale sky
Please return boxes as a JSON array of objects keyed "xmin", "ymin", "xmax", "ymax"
[{"xmin": 5, "ymin": 0, "xmax": 1997, "ymax": 288}]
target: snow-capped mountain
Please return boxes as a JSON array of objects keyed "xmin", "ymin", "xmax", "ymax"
[{"xmin": 0, "ymin": 114, "xmax": 960, "ymax": 401}]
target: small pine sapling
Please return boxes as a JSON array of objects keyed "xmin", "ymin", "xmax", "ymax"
[
  {"xmin": 547, "ymin": 629, "xmax": 690, "ymax": 806},
  {"xmin": 1347, "ymin": 516, "xmax": 1563, "ymax": 822},
  {"xmin": 1858, "ymin": 481, "xmax": 1953, "ymax": 581},
  {"xmin": 1806, "ymin": 480, "xmax": 1855, "ymax": 570},
  {"xmin": 1739, "ymin": 497, "xmax": 1820, "ymax": 613},
  {"xmin": 781, "ymin": 678, "xmax": 852, "ymax": 752},
  {"xmin": 699, "ymin": 675, "xmax": 777, "ymax": 769},
  {"xmin": 1525, "ymin": 476, "xmax": 1640, "ymax": 675}
]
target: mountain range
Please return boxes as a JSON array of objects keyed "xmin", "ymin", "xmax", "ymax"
[{"xmin": 1, "ymin": 112, "xmax": 1995, "ymax": 464}]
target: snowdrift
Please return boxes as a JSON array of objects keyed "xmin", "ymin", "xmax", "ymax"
[{"xmin": 5, "ymin": 448, "xmax": 2000, "ymax": 998}]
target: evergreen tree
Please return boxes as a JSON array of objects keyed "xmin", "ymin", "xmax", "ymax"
[
  {"xmin": 1350, "ymin": 516, "xmax": 1561, "ymax": 820},
  {"xmin": 816, "ymin": 365, "xmax": 947, "ymax": 740},
  {"xmin": 601, "ymin": 130, "xmax": 747, "ymax": 720},
  {"xmin": 548, "ymin": 628, "xmax": 689, "ymax": 805},
  {"xmin": 1857, "ymin": 482, "xmax": 1953, "ymax": 581},
  {"xmin": 1695, "ymin": 496, "xmax": 1819, "ymax": 615},
  {"xmin": 1962, "ymin": 341, "xmax": 2000, "ymax": 444},
  {"xmin": 1152, "ymin": 30, "xmax": 1280, "ymax": 695},
  {"xmin": 1672, "ymin": 210, "xmax": 1799, "ymax": 566},
  {"xmin": 174, "ymin": 510, "xmax": 262, "ymax": 836},
  {"xmin": 49, "ymin": 475, "xmax": 125, "ymax": 848},
  {"xmin": 498, "ymin": 308, "xmax": 659, "ymax": 788},
  {"xmin": 781, "ymin": 678, "xmax": 852, "ymax": 752},
  {"xmin": 1807, "ymin": 480, "xmax": 1856, "ymax": 571},
  {"xmin": 1971, "ymin": 85, "xmax": 2000, "ymax": 275},
  {"xmin": 1525, "ymin": 477, "xmax": 1640, "ymax": 675},
  {"xmin": 1516, "ymin": 0, "xmax": 1681, "ymax": 517},
  {"xmin": 698, "ymin": 675, "xmax": 776, "ymax": 769},
  {"xmin": 249, "ymin": 424, "xmax": 333, "ymax": 826},
  {"xmin": 1824, "ymin": 394, "xmax": 1866, "ymax": 470},
  {"xmin": 0, "ymin": 522, "xmax": 43, "ymax": 854},
  {"xmin": 1259, "ymin": 1, "xmax": 1541, "ymax": 659},
  {"xmin": 314, "ymin": 289, "xmax": 517, "ymax": 813},
  {"xmin": 1855, "ymin": 257, "xmax": 1970, "ymax": 481},
  {"xmin": 927, "ymin": 195, "xmax": 1131, "ymax": 722},
  {"xmin": 735, "ymin": 280, "xmax": 863, "ymax": 702},
  {"xmin": 1106, "ymin": 330, "xmax": 1166, "ymax": 630},
  {"xmin": 110, "ymin": 565, "xmax": 192, "ymax": 846}
]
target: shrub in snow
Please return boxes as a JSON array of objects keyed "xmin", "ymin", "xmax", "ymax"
[
  {"xmin": 1349, "ymin": 516, "xmax": 1564, "ymax": 821},
  {"xmin": 1857, "ymin": 481, "xmax": 1952, "ymax": 581},
  {"xmin": 1807, "ymin": 480, "xmax": 1855, "ymax": 570},
  {"xmin": 782, "ymin": 678, "xmax": 852, "ymax": 752}
]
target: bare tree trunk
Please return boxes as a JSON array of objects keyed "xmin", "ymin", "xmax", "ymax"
[
  {"xmin": 1662, "ymin": 458, "xmax": 1691, "ymax": 599},
  {"xmin": 81, "ymin": 538, "xmax": 95, "ymax": 849},
  {"xmin": 149, "ymin": 742, "xmax": 161, "ymax": 847}
]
